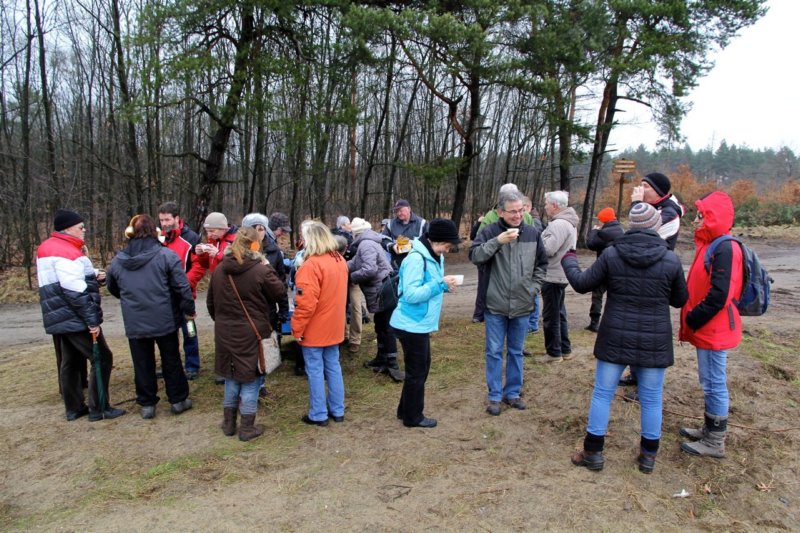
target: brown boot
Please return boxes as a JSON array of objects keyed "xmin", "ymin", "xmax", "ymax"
[
  {"xmin": 239, "ymin": 413, "xmax": 264, "ymax": 442},
  {"xmin": 222, "ymin": 407, "xmax": 237, "ymax": 436}
]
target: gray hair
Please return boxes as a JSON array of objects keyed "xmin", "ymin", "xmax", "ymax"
[
  {"xmin": 499, "ymin": 183, "xmax": 519, "ymax": 194},
  {"xmin": 498, "ymin": 189, "xmax": 525, "ymax": 211},
  {"xmin": 336, "ymin": 215, "xmax": 350, "ymax": 229},
  {"xmin": 544, "ymin": 190, "xmax": 569, "ymax": 209}
]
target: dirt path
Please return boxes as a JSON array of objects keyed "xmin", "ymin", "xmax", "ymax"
[{"xmin": 1, "ymin": 236, "xmax": 799, "ymax": 530}]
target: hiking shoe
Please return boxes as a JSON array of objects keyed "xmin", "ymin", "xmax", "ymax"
[
  {"xmin": 170, "ymin": 398, "xmax": 193, "ymax": 415},
  {"xmin": 486, "ymin": 401, "xmax": 502, "ymax": 416},
  {"xmin": 571, "ymin": 449, "xmax": 604, "ymax": 471},
  {"xmin": 585, "ymin": 323, "xmax": 599, "ymax": 333},
  {"xmin": 364, "ymin": 356, "xmax": 386, "ymax": 370},
  {"xmin": 301, "ymin": 414, "xmax": 328, "ymax": 427},
  {"xmin": 348, "ymin": 343, "xmax": 360, "ymax": 353},
  {"xmin": 66, "ymin": 406, "xmax": 89, "ymax": 421},
  {"xmin": 638, "ymin": 452, "xmax": 657, "ymax": 474},
  {"xmin": 404, "ymin": 417, "xmax": 437, "ymax": 428},
  {"xmin": 185, "ymin": 370, "xmax": 199, "ymax": 381},
  {"xmin": 503, "ymin": 397, "xmax": 527, "ymax": 410},
  {"xmin": 562, "ymin": 352, "xmax": 574, "ymax": 361},
  {"xmin": 141, "ymin": 405, "xmax": 156, "ymax": 419},
  {"xmin": 89, "ymin": 407, "xmax": 126, "ymax": 422},
  {"xmin": 535, "ymin": 355, "xmax": 563, "ymax": 364}
]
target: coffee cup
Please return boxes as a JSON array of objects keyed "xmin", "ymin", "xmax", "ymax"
[
  {"xmin": 507, "ymin": 228, "xmax": 520, "ymax": 236},
  {"xmin": 452, "ymin": 274, "xmax": 464, "ymax": 285}
]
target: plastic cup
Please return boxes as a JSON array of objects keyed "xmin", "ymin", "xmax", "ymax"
[{"xmin": 452, "ymin": 275, "xmax": 464, "ymax": 285}]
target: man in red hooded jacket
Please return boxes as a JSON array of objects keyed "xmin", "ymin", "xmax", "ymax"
[{"xmin": 679, "ymin": 191, "xmax": 744, "ymax": 458}]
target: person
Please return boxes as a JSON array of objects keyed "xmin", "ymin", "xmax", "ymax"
[
  {"xmin": 332, "ymin": 215, "xmax": 364, "ymax": 353},
  {"xmin": 206, "ymin": 227, "xmax": 286, "ymax": 441},
  {"xmin": 391, "ymin": 219, "xmax": 460, "ymax": 428},
  {"xmin": 241, "ymin": 212, "xmax": 290, "ymax": 330},
  {"xmin": 679, "ymin": 191, "xmax": 743, "ymax": 458},
  {"xmin": 191, "ymin": 212, "xmax": 238, "ymax": 279},
  {"xmin": 107, "ymin": 214, "xmax": 196, "ymax": 419},
  {"xmin": 584, "ymin": 207, "xmax": 624, "ymax": 332},
  {"xmin": 268, "ymin": 211, "xmax": 292, "ymax": 246},
  {"xmin": 290, "ymin": 221, "xmax": 349, "ymax": 426},
  {"xmin": 331, "ymin": 216, "xmax": 353, "ymax": 245},
  {"xmin": 158, "ymin": 201, "xmax": 203, "ymax": 380},
  {"xmin": 381, "ymin": 199, "xmax": 427, "ymax": 266},
  {"xmin": 524, "ymin": 196, "xmax": 543, "ymax": 338},
  {"xmin": 470, "ymin": 189, "xmax": 547, "ymax": 416},
  {"xmin": 350, "ymin": 217, "xmax": 404, "ymax": 381},
  {"xmin": 469, "ymin": 212, "xmax": 485, "ymax": 241},
  {"xmin": 537, "ymin": 190, "xmax": 579, "ymax": 364},
  {"xmin": 36, "ymin": 209, "xmax": 125, "ymax": 422},
  {"xmin": 562, "ymin": 202, "xmax": 688, "ymax": 473}
]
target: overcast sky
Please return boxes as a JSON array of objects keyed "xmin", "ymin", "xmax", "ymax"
[{"xmin": 609, "ymin": 0, "xmax": 800, "ymax": 153}]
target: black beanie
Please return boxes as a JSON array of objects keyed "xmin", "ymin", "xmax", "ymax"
[
  {"xmin": 426, "ymin": 218, "xmax": 461, "ymax": 244},
  {"xmin": 643, "ymin": 172, "xmax": 671, "ymax": 197},
  {"xmin": 53, "ymin": 209, "xmax": 84, "ymax": 231}
]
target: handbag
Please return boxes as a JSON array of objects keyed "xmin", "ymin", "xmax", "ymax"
[{"xmin": 228, "ymin": 275, "xmax": 281, "ymax": 375}]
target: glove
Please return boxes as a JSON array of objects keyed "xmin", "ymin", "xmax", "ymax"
[{"xmin": 561, "ymin": 249, "xmax": 578, "ymax": 264}]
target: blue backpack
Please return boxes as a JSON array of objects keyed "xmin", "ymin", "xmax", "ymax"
[{"xmin": 703, "ymin": 235, "xmax": 772, "ymax": 316}]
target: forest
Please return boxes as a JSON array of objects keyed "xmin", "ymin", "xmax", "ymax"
[{"xmin": 0, "ymin": 0, "xmax": 773, "ymax": 271}]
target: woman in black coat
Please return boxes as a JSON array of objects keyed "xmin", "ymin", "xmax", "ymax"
[
  {"xmin": 107, "ymin": 214, "xmax": 196, "ymax": 420},
  {"xmin": 561, "ymin": 203, "xmax": 688, "ymax": 474}
]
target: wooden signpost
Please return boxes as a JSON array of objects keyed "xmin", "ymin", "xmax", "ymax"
[{"xmin": 613, "ymin": 159, "xmax": 637, "ymax": 215}]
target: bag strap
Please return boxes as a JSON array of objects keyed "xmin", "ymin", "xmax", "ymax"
[{"xmin": 228, "ymin": 274, "xmax": 262, "ymax": 342}]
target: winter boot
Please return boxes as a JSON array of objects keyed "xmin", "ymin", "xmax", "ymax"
[
  {"xmin": 637, "ymin": 437, "xmax": 659, "ymax": 474},
  {"xmin": 572, "ymin": 433, "xmax": 604, "ymax": 471},
  {"xmin": 364, "ymin": 353, "xmax": 387, "ymax": 371},
  {"xmin": 680, "ymin": 413, "xmax": 727, "ymax": 458},
  {"xmin": 238, "ymin": 413, "xmax": 264, "ymax": 442},
  {"xmin": 383, "ymin": 353, "xmax": 405, "ymax": 382},
  {"xmin": 679, "ymin": 419, "xmax": 709, "ymax": 441},
  {"xmin": 222, "ymin": 407, "xmax": 237, "ymax": 437}
]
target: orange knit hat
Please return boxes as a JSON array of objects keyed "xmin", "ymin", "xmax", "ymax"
[{"xmin": 597, "ymin": 207, "xmax": 616, "ymax": 224}]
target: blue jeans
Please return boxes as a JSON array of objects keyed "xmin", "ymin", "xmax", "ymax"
[
  {"xmin": 180, "ymin": 319, "xmax": 201, "ymax": 373},
  {"xmin": 587, "ymin": 360, "xmax": 665, "ymax": 440},
  {"xmin": 696, "ymin": 348, "xmax": 729, "ymax": 417},
  {"xmin": 223, "ymin": 378, "xmax": 261, "ymax": 415},
  {"xmin": 302, "ymin": 345, "xmax": 345, "ymax": 422},
  {"xmin": 484, "ymin": 312, "xmax": 528, "ymax": 402},
  {"xmin": 528, "ymin": 294, "xmax": 540, "ymax": 331}
]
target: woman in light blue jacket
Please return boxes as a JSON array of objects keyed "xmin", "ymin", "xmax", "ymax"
[{"xmin": 390, "ymin": 219, "xmax": 460, "ymax": 428}]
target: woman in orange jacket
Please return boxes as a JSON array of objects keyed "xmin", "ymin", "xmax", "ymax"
[{"xmin": 291, "ymin": 221, "xmax": 349, "ymax": 426}]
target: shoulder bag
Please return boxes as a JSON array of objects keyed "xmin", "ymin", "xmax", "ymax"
[{"xmin": 228, "ymin": 274, "xmax": 281, "ymax": 375}]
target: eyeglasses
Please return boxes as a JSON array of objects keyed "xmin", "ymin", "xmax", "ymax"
[{"xmin": 502, "ymin": 208, "xmax": 525, "ymax": 216}]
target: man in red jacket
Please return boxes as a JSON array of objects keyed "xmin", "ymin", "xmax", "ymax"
[
  {"xmin": 679, "ymin": 191, "xmax": 743, "ymax": 458},
  {"xmin": 158, "ymin": 201, "xmax": 203, "ymax": 379}
]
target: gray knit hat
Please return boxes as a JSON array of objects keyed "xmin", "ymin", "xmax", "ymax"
[
  {"xmin": 628, "ymin": 203, "xmax": 662, "ymax": 231},
  {"xmin": 203, "ymin": 212, "xmax": 228, "ymax": 229},
  {"xmin": 241, "ymin": 212, "xmax": 269, "ymax": 229}
]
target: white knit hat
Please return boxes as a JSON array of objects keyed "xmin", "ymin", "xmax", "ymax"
[{"xmin": 350, "ymin": 217, "xmax": 372, "ymax": 236}]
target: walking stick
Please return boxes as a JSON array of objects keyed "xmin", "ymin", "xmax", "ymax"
[{"xmin": 91, "ymin": 332, "xmax": 107, "ymax": 416}]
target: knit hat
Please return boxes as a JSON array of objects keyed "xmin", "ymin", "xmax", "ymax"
[
  {"xmin": 628, "ymin": 203, "xmax": 662, "ymax": 231},
  {"xmin": 268, "ymin": 212, "xmax": 291, "ymax": 233},
  {"xmin": 241, "ymin": 212, "xmax": 269, "ymax": 229},
  {"xmin": 426, "ymin": 218, "xmax": 461, "ymax": 244},
  {"xmin": 393, "ymin": 199, "xmax": 410, "ymax": 211},
  {"xmin": 203, "ymin": 212, "xmax": 228, "ymax": 229},
  {"xmin": 597, "ymin": 207, "xmax": 616, "ymax": 224},
  {"xmin": 350, "ymin": 217, "xmax": 372, "ymax": 236},
  {"xmin": 54, "ymin": 209, "xmax": 84, "ymax": 231},
  {"xmin": 642, "ymin": 172, "xmax": 671, "ymax": 197}
]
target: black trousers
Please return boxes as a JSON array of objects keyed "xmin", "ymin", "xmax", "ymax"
[
  {"xmin": 53, "ymin": 334, "xmax": 88, "ymax": 396},
  {"xmin": 58, "ymin": 331, "xmax": 113, "ymax": 414},
  {"xmin": 395, "ymin": 329, "xmax": 431, "ymax": 425},
  {"xmin": 128, "ymin": 330, "xmax": 188, "ymax": 406},
  {"xmin": 472, "ymin": 264, "xmax": 488, "ymax": 321},
  {"xmin": 541, "ymin": 282, "xmax": 572, "ymax": 357},
  {"xmin": 373, "ymin": 309, "xmax": 397, "ymax": 355},
  {"xmin": 589, "ymin": 285, "xmax": 606, "ymax": 325}
]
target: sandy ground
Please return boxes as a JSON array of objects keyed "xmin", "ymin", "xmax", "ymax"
[{"xmin": 1, "ymin": 233, "xmax": 799, "ymax": 531}]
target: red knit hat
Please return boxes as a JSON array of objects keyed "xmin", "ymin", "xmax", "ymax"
[{"xmin": 597, "ymin": 207, "xmax": 616, "ymax": 224}]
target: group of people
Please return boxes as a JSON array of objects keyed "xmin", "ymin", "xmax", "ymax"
[{"xmin": 38, "ymin": 175, "xmax": 744, "ymax": 464}]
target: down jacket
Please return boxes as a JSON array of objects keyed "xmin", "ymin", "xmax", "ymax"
[
  {"xmin": 470, "ymin": 219, "xmax": 547, "ymax": 319},
  {"xmin": 207, "ymin": 252, "xmax": 285, "ymax": 382},
  {"xmin": 680, "ymin": 191, "xmax": 744, "ymax": 350},
  {"xmin": 562, "ymin": 229, "xmax": 688, "ymax": 367},
  {"xmin": 107, "ymin": 237, "xmax": 195, "ymax": 339},
  {"xmin": 291, "ymin": 251, "xmax": 349, "ymax": 347},
  {"xmin": 348, "ymin": 229, "xmax": 393, "ymax": 313},
  {"xmin": 36, "ymin": 232, "xmax": 103, "ymax": 334}
]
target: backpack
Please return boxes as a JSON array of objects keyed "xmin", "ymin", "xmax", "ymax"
[
  {"xmin": 378, "ymin": 250, "xmax": 426, "ymax": 313},
  {"xmin": 703, "ymin": 235, "xmax": 772, "ymax": 316}
]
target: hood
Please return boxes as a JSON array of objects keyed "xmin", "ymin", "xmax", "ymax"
[
  {"xmin": 220, "ymin": 253, "xmax": 262, "ymax": 276},
  {"xmin": 694, "ymin": 191, "xmax": 735, "ymax": 244},
  {"xmin": 354, "ymin": 229, "xmax": 383, "ymax": 245},
  {"xmin": 115, "ymin": 237, "xmax": 162, "ymax": 270},
  {"xmin": 552, "ymin": 207, "xmax": 579, "ymax": 228},
  {"xmin": 614, "ymin": 230, "xmax": 669, "ymax": 268}
]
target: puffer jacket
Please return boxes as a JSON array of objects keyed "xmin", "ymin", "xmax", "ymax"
[
  {"xmin": 586, "ymin": 220, "xmax": 624, "ymax": 257},
  {"xmin": 542, "ymin": 207, "xmax": 579, "ymax": 283},
  {"xmin": 680, "ymin": 191, "xmax": 744, "ymax": 350},
  {"xmin": 390, "ymin": 238, "xmax": 448, "ymax": 334},
  {"xmin": 163, "ymin": 220, "xmax": 202, "ymax": 296},
  {"xmin": 348, "ymin": 229, "xmax": 393, "ymax": 313},
  {"xmin": 107, "ymin": 237, "xmax": 195, "ymax": 339},
  {"xmin": 562, "ymin": 229, "xmax": 688, "ymax": 367},
  {"xmin": 470, "ymin": 219, "xmax": 548, "ymax": 319},
  {"xmin": 207, "ymin": 252, "xmax": 285, "ymax": 382},
  {"xmin": 36, "ymin": 232, "xmax": 103, "ymax": 334},
  {"xmin": 291, "ymin": 251, "xmax": 349, "ymax": 347}
]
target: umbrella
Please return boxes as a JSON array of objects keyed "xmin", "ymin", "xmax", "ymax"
[{"xmin": 91, "ymin": 332, "xmax": 107, "ymax": 416}]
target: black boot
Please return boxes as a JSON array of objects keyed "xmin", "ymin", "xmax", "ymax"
[
  {"xmin": 364, "ymin": 353, "xmax": 387, "ymax": 371},
  {"xmin": 572, "ymin": 433, "xmax": 605, "ymax": 471},
  {"xmin": 222, "ymin": 407, "xmax": 237, "ymax": 436},
  {"xmin": 383, "ymin": 353, "xmax": 405, "ymax": 382}
]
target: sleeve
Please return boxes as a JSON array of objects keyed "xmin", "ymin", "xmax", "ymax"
[
  {"xmin": 669, "ymin": 260, "xmax": 689, "ymax": 309},
  {"xmin": 290, "ymin": 262, "xmax": 320, "ymax": 341},
  {"xmin": 261, "ymin": 264, "xmax": 287, "ymax": 304},
  {"xmin": 167, "ymin": 253, "xmax": 196, "ymax": 317},
  {"xmin": 469, "ymin": 226, "xmax": 502, "ymax": 265},
  {"xmin": 186, "ymin": 253, "xmax": 206, "ymax": 289},
  {"xmin": 657, "ymin": 206, "xmax": 681, "ymax": 243},
  {"xmin": 561, "ymin": 252, "xmax": 608, "ymax": 294},
  {"xmin": 206, "ymin": 273, "xmax": 216, "ymax": 320},
  {"xmin": 400, "ymin": 254, "xmax": 443, "ymax": 304},
  {"xmin": 349, "ymin": 242, "xmax": 380, "ymax": 284},
  {"xmin": 585, "ymin": 229, "xmax": 603, "ymax": 252},
  {"xmin": 106, "ymin": 263, "xmax": 121, "ymax": 299},
  {"xmin": 685, "ymin": 241, "xmax": 734, "ymax": 330},
  {"xmin": 532, "ymin": 234, "xmax": 548, "ymax": 292},
  {"xmin": 542, "ymin": 220, "xmax": 565, "ymax": 257}
]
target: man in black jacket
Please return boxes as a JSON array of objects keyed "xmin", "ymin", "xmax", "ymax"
[{"xmin": 585, "ymin": 207, "xmax": 624, "ymax": 332}]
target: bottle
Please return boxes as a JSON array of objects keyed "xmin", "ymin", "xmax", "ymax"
[{"xmin": 186, "ymin": 318, "xmax": 197, "ymax": 338}]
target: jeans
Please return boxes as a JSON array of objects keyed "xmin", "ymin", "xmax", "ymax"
[
  {"xmin": 541, "ymin": 282, "xmax": 571, "ymax": 357},
  {"xmin": 373, "ymin": 309, "xmax": 397, "ymax": 355},
  {"xmin": 484, "ymin": 312, "xmax": 528, "ymax": 402},
  {"xmin": 696, "ymin": 348, "xmax": 729, "ymax": 417},
  {"xmin": 302, "ymin": 345, "xmax": 345, "ymax": 422},
  {"xmin": 58, "ymin": 331, "xmax": 113, "ymax": 414},
  {"xmin": 587, "ymin": 360, "xmax": 665, "ymax": 441},
  {"xmin": 223, "ymin": 378, "xmax": 261, "ymax": 415},
  {"xmin": 129, "ymin": 330, "xmax": 189, "ymax": 406},
  {"xmin": 589, "ymin": 285, "xmax": 606, "ymax": 325},
  {"xmin": 180, "ymin": 319, "xmax": 201, "ymax": 373},
  {"xmin": 528, "ymin": 294, "xmax": 540, "ymax": 331},
  {"xmin": 396, "ymin": 329, "xmax": 431, "ymax": 425}
]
